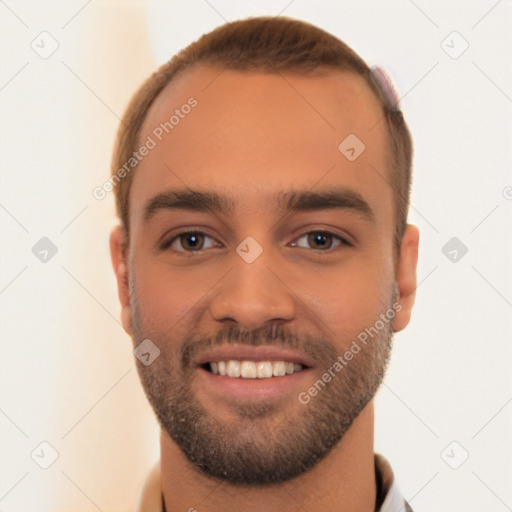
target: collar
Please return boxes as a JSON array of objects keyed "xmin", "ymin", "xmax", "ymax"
[{"xmin": 135, "ymin": 453, "xmax": 412, "ymax": 512}]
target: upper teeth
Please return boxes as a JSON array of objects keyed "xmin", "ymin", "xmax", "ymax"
[{"xmin": 209, "ymin": 360, "xmax": 304, "ymax": 379}]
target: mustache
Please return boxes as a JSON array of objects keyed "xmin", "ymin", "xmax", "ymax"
[{"xmin": 180, "ymin": 323, "xmax": 338, "ymax": 369}]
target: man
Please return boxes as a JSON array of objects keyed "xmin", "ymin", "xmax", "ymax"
[{"xmin": 110, "ymin": 16, "xmax": 419, "ymax": 512}]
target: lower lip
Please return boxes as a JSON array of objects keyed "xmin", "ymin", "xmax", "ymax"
[{"xmin": 197, "ymin": 366, "xmax": 313, "ymax": 400}]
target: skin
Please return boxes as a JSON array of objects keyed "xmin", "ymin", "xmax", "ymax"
[{"xmin": 110, "ymin": 65, "xmax": 419, "ymax": 511}]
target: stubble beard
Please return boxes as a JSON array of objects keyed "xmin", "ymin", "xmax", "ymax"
[{"xmin": 130, "ymin": 290, "xmax": 396, "ymax": 486}]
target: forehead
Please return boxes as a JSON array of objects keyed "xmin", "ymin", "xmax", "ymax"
[{"xmin": 130, "ymin": 65, "xmax": 391, "ymax": 227}]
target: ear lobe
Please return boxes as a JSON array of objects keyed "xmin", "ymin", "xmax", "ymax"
[
  {"xmin": 392, "ymin": 224, "xmax": 419, "ymax": 333},
  {"xmin": 110, "ymin": 225, "xmax": 133, "ymax": 336}
]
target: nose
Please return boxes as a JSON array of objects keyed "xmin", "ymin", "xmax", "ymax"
[{"xmin": 209, "ymin": 255, "xmax": 296, "ymax": 331}]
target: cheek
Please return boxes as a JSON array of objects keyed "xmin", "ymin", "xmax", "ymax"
[
  {"xmin": 132, "ymin": 260, "xmax": 212, "ymax": 333},
  {"xmin": 302, "ymin": 259, "xmax": 392, "ymax": 340}
]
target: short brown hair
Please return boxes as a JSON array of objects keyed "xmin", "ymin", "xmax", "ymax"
[{"xmin": 111, "ymin": 16, "xmax": 412, "ymax": 254}]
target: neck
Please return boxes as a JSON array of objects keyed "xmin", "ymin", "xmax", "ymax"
[{"xmin": 161, "ymin": 401, "xmax": 376, "ymax": 512}]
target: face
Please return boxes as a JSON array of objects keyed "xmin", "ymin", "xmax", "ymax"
[{"xmin": 111, "ymin": 66, "xmax": 419, "ymax": 485}]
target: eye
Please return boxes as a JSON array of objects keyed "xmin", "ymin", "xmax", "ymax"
[
  {"xmin": 161, "ymin": 231, "xmax": 220, "ymax": 253},
  {"xmin": 290, "ymin": 231, "xmax": 350, "ymax": 251}
]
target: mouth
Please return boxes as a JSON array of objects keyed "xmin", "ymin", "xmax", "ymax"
[
  {"xmin": 195, "ymin": 346, "xmax": 314, "ymax": 399},
  {"xmin": 201, "ymin": 360, "xmax": 306, "ymax": 379}
]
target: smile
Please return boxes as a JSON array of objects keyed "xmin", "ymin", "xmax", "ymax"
[{"xmin": 204, "ymin": 360, "xmax": 305, "ymax": 379}]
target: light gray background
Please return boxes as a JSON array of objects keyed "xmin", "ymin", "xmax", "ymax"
[{"xmin": 1, "ymin": 1, "xmax": 511, "ymax": 510}]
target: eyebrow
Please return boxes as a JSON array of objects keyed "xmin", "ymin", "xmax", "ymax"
[{"xmin": 142, "ymin": 187, "xmax": 375, "ymax": 223}]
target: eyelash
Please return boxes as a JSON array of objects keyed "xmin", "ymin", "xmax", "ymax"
[{"xmin": 160, "ymin": 229, "xmax": 352, "ymax": 254}]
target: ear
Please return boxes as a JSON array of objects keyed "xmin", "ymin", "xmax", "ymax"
[
  {"xmin": 110, "ymin": 225, "xmax": 133, "ymax": 336},
  {"xmin": 392, "ymin": 224, "xmax": 419, "ymax": 332}
]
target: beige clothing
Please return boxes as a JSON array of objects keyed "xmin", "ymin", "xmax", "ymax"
[{"xmin": 135, "ymin": 453, "xmax": 412, "ymax": 511}]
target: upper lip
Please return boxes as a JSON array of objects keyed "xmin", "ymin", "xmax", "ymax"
[{"xmin": 195, "ymin": 345, "xmax": 314, "ymax": 368}]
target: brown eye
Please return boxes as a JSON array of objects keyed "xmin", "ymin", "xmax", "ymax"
[
  {"xmin": 307, "ymin": 232, "xmax": 333, "ymax": 250},
  {"xmin": 179, "ymin": 232, "xmax": 204, "ymax": 251},
  {"xmin": 291, "ymin": 231, "xmax": 349, "ymax": 251},
  {"xmin": 162, "ymin": 231, "xmax": 219, "ymax": 252}
]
